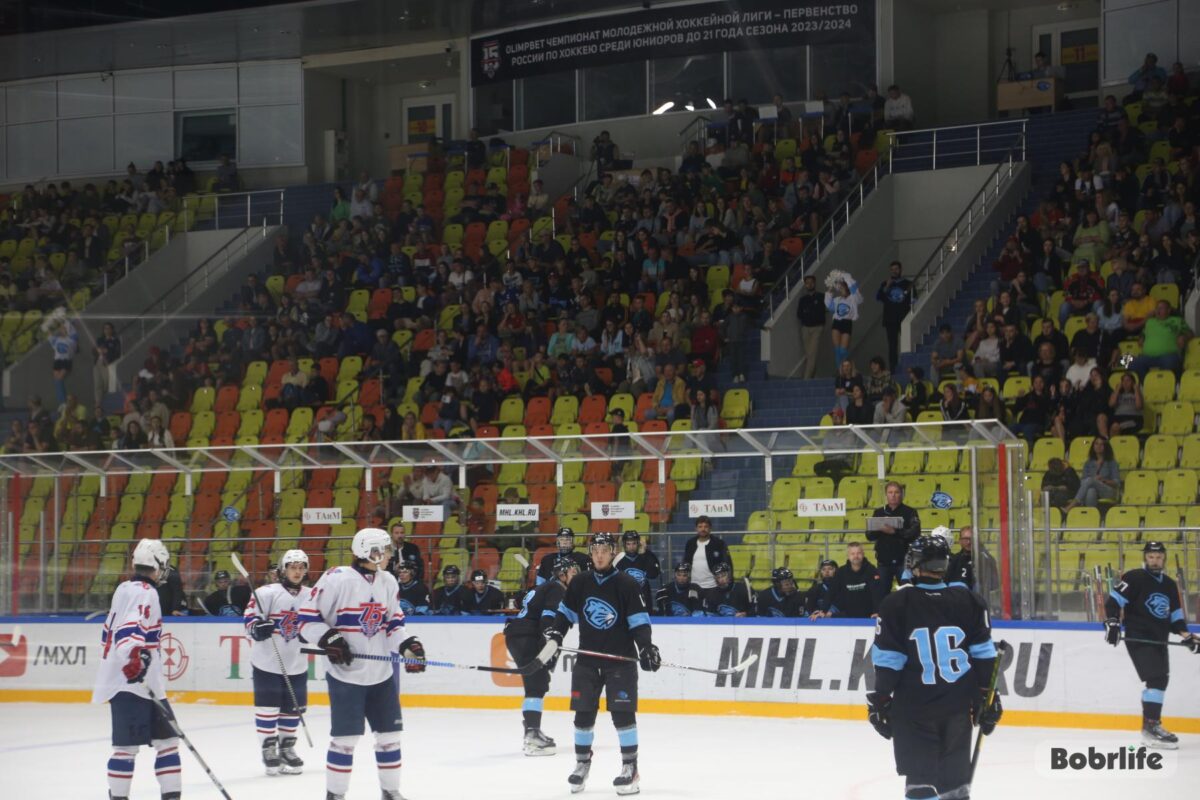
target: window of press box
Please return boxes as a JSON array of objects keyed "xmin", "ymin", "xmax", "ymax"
[
  {"xmin": 650, "ymin": 53, "xmax": 724, "ymax": 113},
  {"xmin": 518, "ymin": 71, "xmax": 577, "ymax": 130},
  {"xmin": 472, "ymin": 80, "xmax": 514, "ymax": 136},
  {"xmin": 809, "ymin": 41, "xmax": 877, "ymax": 101},
  {"xmin": 582, "ymin": 61, "xmax": 648, "ymax": 121},
  {"xmin": 175, "ymin": 110, "xmax": 237, "ymax": 164},
  {"xmin": 728, "ymin": 46, "xmax": 809, "ymax": 106}
]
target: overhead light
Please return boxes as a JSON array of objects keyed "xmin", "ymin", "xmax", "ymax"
[
  {"xmin": 706, "ymin": 97, "xmax": 717, "ymax": 109},
  {"xmin": 685, "ymin": 103, "xmax": 695, "ymax": 111},
  {"xmin": 652, "ymin": 101, "xmax": 674, "ymax": 115},
  {"xmin": 1056, "ymin": 1, "xmax": 1077, "ymax": 9},
  {"xmin": 419, "ymin": 80, "xmax": 433, "ymax": 89}
]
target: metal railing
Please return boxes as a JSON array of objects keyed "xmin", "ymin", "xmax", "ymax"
[
  {"xmin": 180, "ymin": 188, "xmax": 286, "ymax": 231},
  {"xmin": 766, "ymin": 147, "xmax": 893, "ymax": 318},
  {"xmin": 531, "ymin": 130, "xmax": 584, "ymax": 170},
  {"xmin": 887, "ymin": 119, "xmax": 1027, "ymax": 173}
]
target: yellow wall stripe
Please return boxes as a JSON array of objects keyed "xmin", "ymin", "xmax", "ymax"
[{"xmin": 3, "ymin": 689, "xmax": 1196, "ymax": 733}]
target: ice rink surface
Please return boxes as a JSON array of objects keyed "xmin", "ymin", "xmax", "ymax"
[{"xmin": 2, "ymin": 702, "xmax": 1196, "ymax": 798}]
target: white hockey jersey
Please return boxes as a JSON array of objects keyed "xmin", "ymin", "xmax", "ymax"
[
  {"xmin": 244, "ymin": 583, "xmax": 307, "ymax": 676},
  {"xmin": 298, "ymin": 565, "xmax": 406, "ymax": 686},
  {"xmin": 92, "ymin": 576, "xmax": 165, "ymax": 704}
]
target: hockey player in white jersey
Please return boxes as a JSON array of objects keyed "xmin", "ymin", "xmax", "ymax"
[
  {"xmin": 300, "ymin": 527, "xmax": 428, "ymax": 800},
  {"xmin": 245, "ymin": 548, "xmax": 310, "ymax": 776},
  {"xmin": 92, "ymin": 538, "xmax": 181, "ymax": 800}
]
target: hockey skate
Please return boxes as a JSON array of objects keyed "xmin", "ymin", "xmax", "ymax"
[
  {"xmin": 261, "ymin": 735, "xmax": 281, "ymax": 776},
  {"xmin": 1143, "ymin": 720, "xmax": 1179, "ymax": 749},
  {"xmin": 381, "ymin": 791, "xmax": 410, "ymax": 800},
  {"xmin": 523, "ymin": 728, "xmax": 556, "ymax": 756},
  {"xmin": 278, "ymin": 736, "xmax": 303, "ymax": 774},
  {"xmin": 568, "ymin": 752, "xmax": 593, "ymax": 793},
  {"xmin": 613, "ymin": 758, "xmax": 640, "ymax": 795}
]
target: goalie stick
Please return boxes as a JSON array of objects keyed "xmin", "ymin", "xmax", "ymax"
[
  {"xmin": 558, "ymin": 645, "xmax": 759, "ymax": 676},
  {"xmin": 230, "ymin": 551, "xmax": 314, "ymax": 748},
  {"xmin": 301, "ymin": 641, "xmax": 557, "ymax": 675}
]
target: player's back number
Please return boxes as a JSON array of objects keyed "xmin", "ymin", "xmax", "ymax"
[{"xmin": 909, "ymin": 626, "xmax": 969, "ymax": 685}]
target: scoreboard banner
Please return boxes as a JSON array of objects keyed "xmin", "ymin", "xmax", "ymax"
[
  {"xmin": 471, "ymin": 1, "xmax": 874, "ymax": 86},
  {"xmin": 1, "ymin": 618, "xmax": 1196, "ymax": 731}
]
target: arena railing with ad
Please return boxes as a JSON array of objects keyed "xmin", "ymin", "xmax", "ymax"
[{"xmin": 0, "ymin": 420, "xmax": 1196, "ymax": 732}]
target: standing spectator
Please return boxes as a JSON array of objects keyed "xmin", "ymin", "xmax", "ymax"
[
  {"xmin": 883, "ymin": 85, "xmax": 915, "ymax": 130},
  {"xmin": 590, "ymin": 131, "xmax": 620, "ymax": 173},
  {"xmin": 682, "ymin": 516, "xmax": 729, "ymax": 591},
  {"xmin": 214, "ymin": 154, "xmax": 239, "ymax": 192},
  {"xmin": 863, "ymin": 356, "xmax": 892, "ymax": 404},
  {"xmin": 876, "ymin": 261, "xmax": 914, "ymax": 371},
  {"xmin": 1065, "ymin": 436, "xmax": 1121, "ymax": 510},
  {"xmin": 385, "ymin": 522, "xmax": 424, "ymax": 582},
  {"xmin": 93, "ymin": 322, "xmax": 121, "ymax": 407},
  {"xmin": 866, "ymin": 481, "xmax": 921, "ymax": 594},
  {"xmin": 830, "ymin": 542, "xmax": 882, "ymax": 618},
  {"xmin": 157, "ymin": 559, "xmax": 188, "ymax": 616},
  {"xmin": 1131, "ymin": 301, "xmax": 1191, "ymax": 377},
  {"xmin": 726, "ymin": 300, "xmax": 751, "ymax": 384},
  {"xmin": 824, "ymin": 270, "xmax": 862, "ymax": 372},
  {"xmin": 796, "ymin": 274, "xmax": 826, "ymax": 379}
]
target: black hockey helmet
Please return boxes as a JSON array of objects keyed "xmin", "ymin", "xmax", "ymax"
[
  {"xmin": 1143, "ymin": 540, "xmax": 1167, "ymax": 573},
  {"xmin": 557, "ymin": 526, "xmax": 576, "ymax": 551},
  {"xmin": 771, "ymin": 567, "xmax": 794, "ymax": 584},
  {"xmin": 552, "ymin": 554, "xmax": 578, "ymax": 576},
  {"xmin": 443, "ymin": 564, "xmax": 461, "ymax": 576},
  {"xmin": 396, "ymin": 558, "xmax": 418, "ymax": 574},
  {"xmin": 673, "ymin": 561, "xmax": 691, "ymax": 574},
  {"xmin": 470, "ymin": 569, "xmax": 488, "ymax": 583},
  {"xmin": 622, "ymin": 530, "xmax": 641, "ymax": 542},
  {"xmin": 819, "ymin": 559, "xmax": 838, "ymax": 570},
  {"xmin": 713, "ymin": 562, "xmax": 732, "ymax": 576},
  {"xmin": 906, "ymin": 535, "xmax": 950, "ymax": 574},
  {"xmin": 589, "ymin": 532, "xmax": 617, "ymax": 549},
  {"xmin": 214, "ymin": 569, "xmax": 231, "ymax": 581}
]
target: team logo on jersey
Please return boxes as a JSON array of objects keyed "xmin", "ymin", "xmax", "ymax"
[
  {"xmin": 624, "ymin": 567, "xmax": 647, "ymax": 586},
  {"xmin": 514, "ymin": 589, "xmax": 536, "ymax": 619},
  {"xmin": 1145, "ymin": 593, "xmax": 1171, "ymax": 620},
  {"xmin": 160, "ymin": 633, "xmax": 189, "ymax": 681},
  {"xmin": 276, "ymin": 610, "xmax": 300, "ymax": 642},
  {"xmin": 480, "ymin": 40, "xmax": 501, "ymax": 79},
  {"xmin": 583, "ymin": 597, "xmax": 618, "ymax": 630},
  {"xmin": 931, "ymin": 491, "xmax": 954, "ymax": 509},
  {"xmin": 836, "ymin": 302, "xmax": 851, "ymax": 317},
  {"xmin": 670, "ymin": 601, "xmax": 691, "ymax": 617},
  {"xmin": 358, "ymin": 602, "xmax": 386, "ymax": 637}
]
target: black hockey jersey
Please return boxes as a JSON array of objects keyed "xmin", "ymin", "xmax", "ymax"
[
  {"xmin": 656, "ymin": 582, "xmax": 702, "ymax": 616},
  {"xmin": 803, "ymin": 579, "xmax": 837, "ymax": 615},
  {"xmin": 505, "ymin": 578, "xmax": 567, "ymax": 638},
  {"xmin": 462, "ymin": 585, "xmax": 505, "ymax": 615},
  {"xmin": 552, "ymin": 567, "xmax": 651, "ymax": 660},
  {"xmin": 756, "ymin": 587, "xmax": 804, "ymax": 618},
  {"xmin": 430, "ymin": 584, "xmax": 468, "ymax": 615},
  {"xmin": 616, "ymin": 550, "xmax": 661, "ymax": 608},
  {"xmin": 702, "ymin": 581, "xmax": 755, "ymax": 616},
  {"xmin": 1105, "ymin": 568, "xmax": 1188, "ymax": 642},
  {"xmin": 830, "ymin": 561, "xmax": 882, "ymax": 618},
  {"xmin": 536, "ymin": 550, "xmax": 593, "ymax": 585},
  {"xmin": 397, "ymin": 579, "xmax": 431, "ymax": 616},
  {"xmin": 946, "ymin": 550, "xmax": 974, "ymax": 591},
  {"xmin": 871, "ymin": 580, "xmax": 997, "ymax": 716}
]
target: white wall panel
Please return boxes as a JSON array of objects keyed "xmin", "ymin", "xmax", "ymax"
[
  {"xmin": 238, "ymin": 104, "xmax": 301, "ymax": 165},
  {"xmin": 1102, "ymin": 1, "xmax": 1175, "ymax": 83},
  {"xmin": 59, "ymin": 117, "xmax": 114, "ymax": 175},
  {"xmin": 114, "ymin": 112, "xmax": 174, "ymax": 169},
  {"xmin": 238, "ymin": 62, "xmax": 301, "ymax": 106},
  {"xmin": 7, "ymin": 121, "xmax": 57, "ymax": 179},
  {"xmin": 173, "ymin": 67, "xmax": 237, "ymax": 109},
  {"xmin": 57, "ymin": 76, "xmax": 113, "ymax": 118},
  {"xmin": 114, "ymin": 71, "xmax": 172, "ymax": 114},
  {"xmin": 7, "ymin": 82, "xmax": 57, "ymax": 124}
]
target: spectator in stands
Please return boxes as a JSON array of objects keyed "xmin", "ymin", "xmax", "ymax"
[
  {"xmin": 1042, "ymin": 457, "xmax": 1081, "ymax": 509},
  {"xmin": 144, "ymin": 414, "xmax": 173, "ymax": 449},
  {"xmin": 1097, "ymin": 95, "xmax": 1126, "ymax": 134},
  {"xmin": 683, "ymin": 516, "xmax": 728, "ymax": 591},
  {"xmin": 412, "ymin": 464, "xmax": 459, "ymax": 518},
  {"xmin": 1012, "ymin": 374, "xmax": 1057, "ymax": 442},
  {"xmin": 689, "ymin": 389, "xmax": 718, "ymax": 431},
  {"xmin": 939, "ymin": 384, "xmax": 970, "ymax": 423},
  {"xmin": 873, "ymin": 386, "xmax": 907, "ymax": 425},
  {"xmin": 845, "ymin": 383, "xmax": 873, "ymax": 426},
  {"xmin": 796, "ymin": 274, "xmax": 826, "ymax": 379},
  {"xmin": 876, "ymin": 261, "xmax": 913, "ymax": 371},
  {"xmin": 590, "ymin": 131, "xmax": 620, "ymax": 173},
  {"xmin": 991, "ymin": 237, "xmax": 1027, "ymax": 297},
  {"xmin": 648, "ymin": 362, "xmax": 687, "ymax": 423},
  {"xmin": 883, "ymin": 85, "xmax": 914, "ymax": 130},
  {"xmin": 1065, "ymin": 436, "xmax": 1121, "ymax": 510},
  {"xmin": 117, "ymin": 419, "xmax": 146, "ymax": 449},
  {"xmin": 1059, "ymin": 260, "xmax": 1104, "ymax": 325},
  {"xmin": 863, "ymin": 356, "xmax": 892, "ymax": 405},
  {"xmin": 214, "ymin": 154, "xmax": 239, "ymax": 193},
  {"xmin": 975, "ymin": 384, "xmax": 1006, "ymax": 424},
  {"xmin": 1132, "ymin": 300, "xmax": 1191, "ymax": 377},
  {"xmin": 725, "ymin": 299, "xmax": 751, "ymax": 384},
  {"xmin": 833, "ymin": 359, "xmax": 863, "ymax": 412},
  {"xmin": 930, "ymin": 324, "xmax": 964, "ymax": 380},
  {"xmin": 971, "ymin": 320, "xmax": 1001, "ymax": 378},
  {"xmin": 867, "ymin": 481, "xmax": 921, "ymax": 594},
  {"xmin": 1126, "ymin": 53, "xmax": 1167, "ymax": 102}
]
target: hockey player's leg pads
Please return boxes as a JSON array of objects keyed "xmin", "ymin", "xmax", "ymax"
[
  {"xmin": 573, "ymin": 710, "xmax": 597, "ymax": 756},
  {"xmin": 106, "ymin": 748, "xmax": 136, "ymax": 798},
  {"xmin": 611, "ymin": 710, "xmax": 638, "ymax": 758},
  {"xmin": 374, "ymin": 730, "xmax": 403, "ymax": 794},
  {"xmin": 522, "ymin": 695, "xmax": 545, "ymax": 730},
  {"xmin": 152, "ymin": 737, "xmax": 182, "ymax": 795},
  {"xmin": 326, "ymin": 735, "xmax": 358, "ymax": 796}
]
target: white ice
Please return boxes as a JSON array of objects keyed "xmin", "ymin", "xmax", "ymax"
[{"xmin": 2, "ymin": 702, "xmax": 1196, "ymax": 798}]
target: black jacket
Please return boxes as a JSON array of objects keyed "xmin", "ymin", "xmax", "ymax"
[
  {"xmin": 796, "ymin": 291, "xmax": 826, "ymax": 328},
  {"xmin": 831, "ymin": 560, "xmax": 883, "ymax": 618},
  {"xmin": 386, "ymin": 541, "xmax": 424, "ymax": 582},
  {"xmin": 682, "ymin": 535, "xmax": 730, "ymax": 581},
  {"xmin": 157, "ymin": 567, "xmax": 188, "ymax": 615},
  {"xmin": 865, "ymin": 503, "xmax": 921, "ymax": 567}
]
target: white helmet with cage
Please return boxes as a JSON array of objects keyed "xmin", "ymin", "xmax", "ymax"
[
  {"xmin": 351, "ymin": 527, "xmax": 391, "ymax": 565},
  {"xmin": 929, "ymin": 526, "xmax": 953, "ymax": 546},
  {"xmin": 132, "ymin": 538, "xmax": 170, "ymax": 571},
  {"xmin": 280, "ymin": 549, "xmax": 309, "ymax": 571}
]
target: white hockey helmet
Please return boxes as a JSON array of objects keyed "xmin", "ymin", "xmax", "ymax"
[
  {"xmin": 280, "ymin": 549, "xmax": 309, "ymax": 571},
  {"xmin": 351, "ymin": 527, "xmax": 391, "ymax": 565},
  {"xmin": 132, "ymin": 538, "xmax": 170, "ymax": 571},
  {"xmin": 929, "ymin": 525, "xmax": 952, "ymax": 544}
]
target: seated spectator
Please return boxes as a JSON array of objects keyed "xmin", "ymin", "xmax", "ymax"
[
  {"xmin": 1042, "ymin": 457, "xmax": 1081, "ymax": 508},
  {"xmin": 117, "ymin": 420, "xmax": 147, "ymax": 449},
  {"xmin": 930, "ymin": 324, "xmax": 964, "ymax": 379},
  {"xmin": 689, "ymin": 389, "xmax": 719, "ymax": 430},
  {"xmin": 972, "ymin": 320, "xmax": 1001, "ymax": 378},
  {"xmin": 833, "ymin": 359, "xmax": 863, "ymax": 411},
  {"xmin": 1011, "ymin": 374, "xmax": 1057, "ymax": 442},
  {"xmin": 1071, "ymin": 210, "xmax": 1110, "ymax": 267},
  {"xmin": 883, "ymin": 84, "xmax": 914, "ymax": 130},
  {"xmin": 845, "ymin": 384, "xmax": 873, "ymax": 426},
  {"xmin": 991, "ymin": 237, "xmax": 1027, "ymax": 295},
  {"xmin": 1126, "ymin": 52, "xmax": 1166, "ymax": 102},
  {"xmin": 939, "ymin": 384, "xmax": 969, "ymax": 422},
  {"xmin": 1064, "ymin": 348, "xmax": 1098, "ymax": 390},
  {"xmin": 1096, "ymin": 95, "xmax": 1126, "ymax": 134},
  {"xmin": 873, "ymin": 386, "xmax": 907, "ymax": 425},
  {"xmin": 649, "ymin": 363, "xmax": 688, "ymax": 423},
  {"xmin": 975, "ymin": 384, "xmax": 1006, "ymax": 424},
  {"xmin": 863, "ymin": 356, "xmax": 892, "ymax": 404},
  {"xmin": 1131, "ymin": 300, "xmax": 1191, "ymax": 377},
  {"xmin": 214, "ymin": 154, "xmax": 239, "ymax": 193},
  {"xmin": 1064, "ymin": 436, "xmax": 1120, "ymax": 510},
  {"xmin": 1059, "ymin": 261, "xmax": 1104, "ymax": 325},
  {"xmin": 1067, "ymin": 367, "xmax": 1111, "ymax": 438}
]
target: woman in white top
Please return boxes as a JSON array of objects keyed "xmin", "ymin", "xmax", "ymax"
[
  {"xmin": 824, "ymin": 271, "xmax": 862, "ymax": 372},
  {"xmin": 972, "ymin": 320, "xmax": 1001, "ymax": 378}
]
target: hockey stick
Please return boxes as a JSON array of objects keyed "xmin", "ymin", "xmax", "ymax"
[
  {"xmin": 144, "ymin": 686, "xmax": 233, "ymax": 800},
  {"xmin": 1121, "ymin": 636, "xmax": 1196, "ymax": 648},
  {"xmin": 968, "ymin": 640, "xmax": 1009, "ymax": 787},
  {"xmin": 230, "ymin": 552, "xmax": 314, "ymax": 748},
  {"xmin": 558, "ymin": 646, "xmax": 759, "ymax": 676},
  {"xmin": 513, "ymin": 552, "xmax": 531, "ymax": 588},
  {"xmin": 301, "ymin": 645, "xmax": 554, "ymax": 675}
]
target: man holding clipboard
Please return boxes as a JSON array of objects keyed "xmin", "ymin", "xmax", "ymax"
[{"xmin": 866, "ymin": 481, "xmax": 922, "ymax": 595}]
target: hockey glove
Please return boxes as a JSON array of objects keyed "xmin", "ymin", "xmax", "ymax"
[
  {"xmin": 249, "ymin": 618, "xmax": 276, "ymax": 642},
  {"xmin": 538, "ymin": 629, "xmax": 562, "ymax": 671},
  {"xmin": 400, "ymin": 636, "xmax": 426, "ymax": 673},
  {"xmin": 1103, "ymin": 618, "xmax": 1121, "ymax": 647},
  {"xmin": 637, "ymin": 643, "xmax": 661, "ymax": 672},
  {"xmin": 1183, "ymin": 634, "xmax": 1200, "ymax": 655},
  {"xmin": 318, "ymin": 629, "xmax": 353, "ymax": 665},
  {"xmin": 972, "ymin": 691, "xmax": 1003, "ymax": 735},
  {"xmin": 866, "ymin": 692, "xmax": 892, "ymax": 740},
  {"xmin": 123, "ymin": 646, "xmax": 151, "ymax": 683}
]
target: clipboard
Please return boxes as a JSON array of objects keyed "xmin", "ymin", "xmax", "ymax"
[{"xmin": 866, "ymin": 516, "xmax": 903, "ymax": 532}]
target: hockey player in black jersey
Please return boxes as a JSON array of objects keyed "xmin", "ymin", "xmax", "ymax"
[
  {"xmin": 462, "ymin": 569, "xmax": 505, "ymax": 614},
  {"xmin": 756, "ymin": 567, "xmax": 804, "ymax": 617},
  {"xmin": 1104, "ymin": 540, "xmax": 1200, "ymax": 749},
  {"xmin": 395, "ymin": 560, "xmax": 430, "ymax": 616},
  {"xmin": 655, "ymin": 562, "xmax": 703, "ymax": 616},
  {"xmin": 537, "ymin": 527, "xmax": 593, "ymax": 585},
  {"xmin": 430, "ymin": 565, "xmax": 467, "ymax": 615},
  {"xmin": 505, "ymin": 555, "xmax": 581, "ymax": 756},
  {"xmin": 545, "ymin": 532, "xmax": 659, "ymax": 795},
  {"xmin": 615, "ymin": 531, "xmax": 661, "ymax": 609},
  {"xmin": 702, "ymin": 562, "xmax": 755, "ymax": 616},
  {"xmin": 804, "ymin": 560, "xmax": 840, "ymax": 619},
  {"xmin": 868, "ymin": 536, "xmax": 1001, "ymax": 800}
]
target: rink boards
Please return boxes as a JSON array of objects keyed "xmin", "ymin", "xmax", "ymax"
[{"xmin": 0, "ymin": 617, "xmax": 1197, "ymax": 732}]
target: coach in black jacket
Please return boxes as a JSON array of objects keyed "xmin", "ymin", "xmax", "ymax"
[
  {"xmin": 830, "ymin": 542, "xmax": 884, "ymax": 618},
  {"xmin": 865, "ymin": 481, "xmax": 921, "ymax": 595},
  {"xmin": 682, "ymin": 516, "xmax": 730, "ymax": 591}
]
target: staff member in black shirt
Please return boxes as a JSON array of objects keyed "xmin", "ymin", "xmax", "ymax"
[
  {"xmin": 866, "ymin": 481, "xmax": 921, "ymax": 595},
  {"xmin": 875, "ymin": 261, "xmax": 914, "ymax": 372},
  {"xmin": 385, "ymin": 521, "xmax": 424, "ymax": 582},
  {"xmin": 796, "ymin": 274, "xmax": 826, "ymax": 379}
]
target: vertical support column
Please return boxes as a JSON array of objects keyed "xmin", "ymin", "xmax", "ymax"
[{"xmin": 997, "ymin": 442, "xmax": 1012, "ymax": 619}]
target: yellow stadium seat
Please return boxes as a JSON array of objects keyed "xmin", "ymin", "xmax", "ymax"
[
  {"xmin": 1142, "ymin": 370, "xmax": 1176, "ymax": 408},
  {"xmin": 1158, "ymin": 401, "xmax": 1195, "ymax": 435},
  {"xmin": 551, "ymin": 396, "xmax": 580, "ymax": 426},
  {"xmin": 890, "ymin": 447, "xmax": 925, "ymax": 474},
  {"xmin": 618, "ymin": 481, "xmax": 646, "ymax": 510},
  {"xmin": 925, "ymin": 450, "xmax": 960, "ymax": 473},
  {"xmin": 1150, "ymin": 283, "xmax": 1179, "ymax": 310},
  {"xmin": 1029, "ymin": 437, "xmax": 1064, "ymax": 470},
  {"xmin": 1144, "ymin": 506, "xmax": 1184, "ymax": 541},
  {"xmin": 236, "ymin": 384, "xmax": 262, "ymax": 412},
  {"xmin": 720, "ymin": 389, "xmax": 751, "ymax": 428},
  {"xmin": 1064, "ymin": 506, "xmax": 1100, "ymax": 543},
  {"xmin": 556, "ymin": 483, "xmax": 586, "ymax": 515},
  {"xmin": 1140, "ymin": 434, "xmax": 1177, "ymax": 469},
  {"xmin": 770, "ymin": 478, "xmax": 802, "ymax": 513},
  {"xmin": 792, "ymin": 450, "xmax": 822, "ymax": 477},
  {"xmin": 1179, "ymin": 371, "xmax": 1200, "ymax": 404},
  {"xmin": 1068, "ymin": 436, "xmax": 1095, "ymax": 468},
  {"xmin": 243, "ymin": 360, "xmax": 268, "ymax": 387},
  {"xmin": 190, "ymin": 387, "xmax": 215, "ymax": 414},
  {"xmin": 747, "ymin": 511, "xmax": 772, "ymax": 533},
  {"xmin": 938, "ymin": 475, "xmax": 972, "ymax": 507},
  {"xmin": 498, "ymin": 396, "xmax": 524, "ymax": 426},
  {"xmin": 1161, "ymin": 469, "xmax": 1197, "ymax": 505},
  {"xmin": 1109, "ymin": 435, "xmax": 1141, "ymax": 470},
  {"xmin": 608, "ymin": 393, "xmax": 635, "ymax": 421},
  {"xmin": 1121, "ymin": 470, "xmax": 1159, "ymax": 505},
  {"xmin": 1002, "ymin": 376, "xmax": 1030, "ymax": 403},
  {"xmin": 837, "ymin": 476, "xmax": 871, "ymax": 509}
]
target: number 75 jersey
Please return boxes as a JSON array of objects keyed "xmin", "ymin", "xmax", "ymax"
[{"xmin": 870, "ymin": 583, "xmax": 996, "ymax": 715}]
